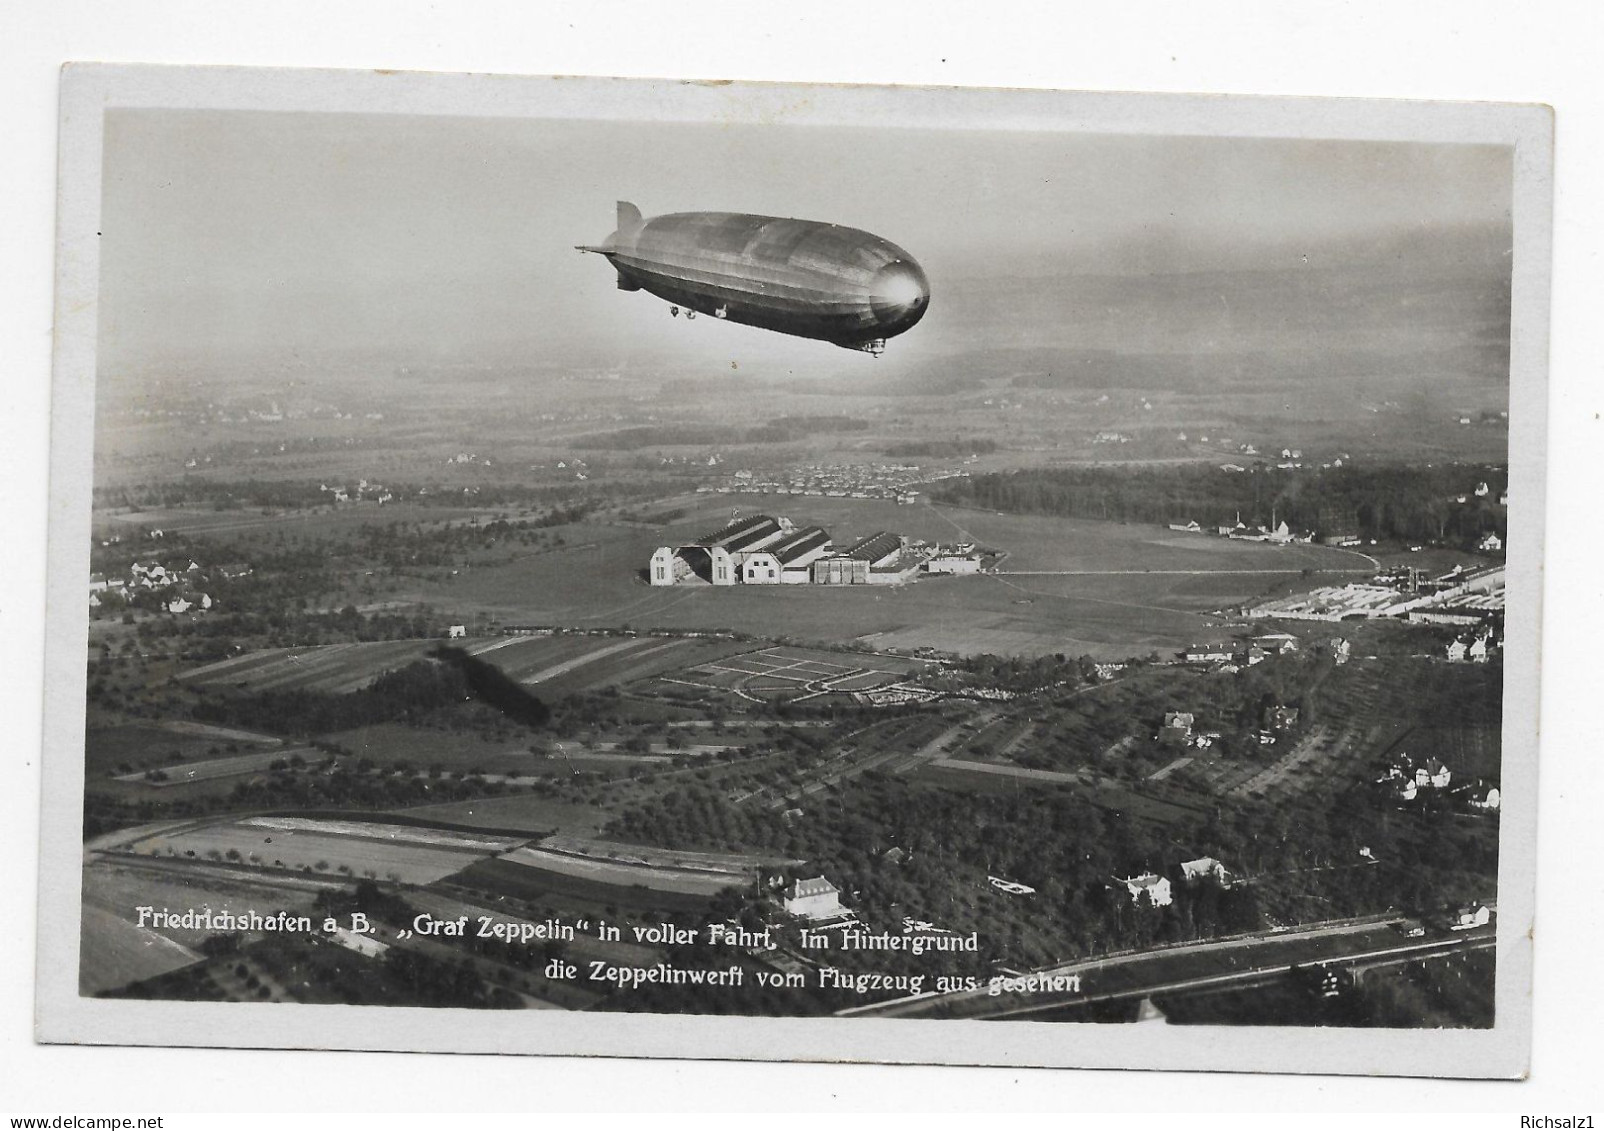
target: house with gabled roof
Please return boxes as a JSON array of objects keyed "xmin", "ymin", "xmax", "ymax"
[
  {"xmin": 1179, "ymin": 857, "xmax": 1229, "ymax": 886},
  {"xmin": 783, "ymin": 876, "xmax": 844, "ymax": 920},
  {"xmin": 1116, "ymin": 873, "xmax": 1173, "ymax": 908}
]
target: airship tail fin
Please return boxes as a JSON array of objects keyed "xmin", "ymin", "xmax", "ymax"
[{"xmin": 616, "ymin": 200, "xmax": 644, "ymax": 237}]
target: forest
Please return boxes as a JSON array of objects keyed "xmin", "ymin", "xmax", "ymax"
[
  {"xmin": 931, "ymin": 462, "xmax": 1507, "ymax": 545},
  {"xmin": 605, "ymin": 759, "xmax": 1497, "ymax": 972}
]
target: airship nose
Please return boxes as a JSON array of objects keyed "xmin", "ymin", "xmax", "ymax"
[{"xmin": 869, "ymin": 260, "xmax": 930, "ymax": 331}]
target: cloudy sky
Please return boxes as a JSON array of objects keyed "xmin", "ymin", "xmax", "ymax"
[{"xmin": 97, "ymin": 108, "xmax": 1512, "ymax": 376}]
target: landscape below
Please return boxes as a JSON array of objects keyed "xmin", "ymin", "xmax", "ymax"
[{"xmin": 79, "ymin": 363, "xmax": 1509, "ymax": 1024}]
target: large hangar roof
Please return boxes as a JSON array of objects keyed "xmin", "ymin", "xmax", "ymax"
[
  {"xmin": 695, "ymin": 514, "xmax": 779, "ymax": 550},
  {"xmin": 769, "ymin": 526, "xmax": 832, "ymax": 565},
  {"xmin": 846, "ymin": 531, "xmax": 902, "ymax": 565}
]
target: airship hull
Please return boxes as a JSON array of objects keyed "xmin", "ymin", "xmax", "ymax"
[{"xmin": 582, "ymin": 203, "xmax": 929, "ymax": 352}]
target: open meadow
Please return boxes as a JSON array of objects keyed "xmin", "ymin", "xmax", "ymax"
[
  {"xmin": 177, "ymin": 639, "xmax": 440, "ymax": 694},
  {"xmin": 119, "ymin": 815, "xmax": 529, "ymax": 884},
  {"xmin": 394, "ymin": 494, "xmax": 1370, "ymax": 659}
]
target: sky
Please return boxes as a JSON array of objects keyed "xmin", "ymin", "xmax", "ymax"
[{"xmin": 96, "ymin": 108, "xmax": 1513, "ymax": 377}]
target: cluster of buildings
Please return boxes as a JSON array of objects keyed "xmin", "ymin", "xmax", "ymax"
[
  {"xmin": 1247, "ymin": 564, "xmax": 1506, "ymax": 625},
  {"xmin": 319, "ymin": 478, "xmax": 395, "ymax": 505},
  {"xmin": 695, "ymin": 462, "xmax": 938, "ymax": 505},
  {"xmin": 1375, "ymin": 752, "xmax": 1500, "ymax": 811},
  {"xmin": 89, "ymin": 556, "xmax": 249, "ymax": 614},
  {"xmin": 1158, "ymin": 711, "xmax": 1216, "ymax": 749},
  {"xmin": 1445, "ymin": 630, "xmax": 1499, "ymax": 663},
  {"xmin": 647, "ymin": 514, "xmax": 981, "ymax": 588},
  {"xmin": 1158, "ymin": 700, "xmax": 1297, "ymax": 751},
  {"xmin": 1376, "ymin": 752, "xmax": 1454, "ymax": 801},
  {"xmin": 1168, "ymin": 516, "xmax": 1311, "ymax": 545},
  {"xmin": 1180, "ymin": 632, "xmax": 1299, "ymax": 670},
  {"xmin": 1114, "ymin": 856, "xmax": 1233, "ymax": 908}
]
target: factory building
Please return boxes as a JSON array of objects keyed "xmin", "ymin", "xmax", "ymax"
[
  {"xmin": 648, "ymin": 515, "xmax": 943, "ymax": 587},
  {"xmin": 925, "ymin": 542, "xmax": 982, "ymax": 575},
  {"xmin": 649, "ymin": 514, "xmax": 791, "ymax": 586},
  {"xmin": 845, "ymin": 531, "xmax": 903, "ymax": 568},
  {"xmin": 812, "ymin": 556, "xmax": 872, "ymax": 585},
  {"xmin": 740, "ymin": 526, "xmax": 833, "ymax": 584}
]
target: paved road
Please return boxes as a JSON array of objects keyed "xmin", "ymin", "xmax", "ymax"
[{"xmin": 838, "ymin": 913, "xmax": 1496, "ymax": 1020}]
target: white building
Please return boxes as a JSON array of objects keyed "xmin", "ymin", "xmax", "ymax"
[
  {"xmin": 783, "ymin": 876, "xmax": 844, "ymax": 920},
  {"xmin": 1466, "ymin": 783, "xmax": 1502, "ymax": 812},
  {"xmin": 1180, "ymin": 857, "xmax": 1228, "ymax": 885},
  {"xmin": 1118, "ymin": 873, "xmax": 1173, "ymax": 908},
  {"xmin": 742, "ymin": 553, "xmax": 784, "ymax": 584},
  {"xmin": 925, "ymin": 553, "xmax": 981, "ymax": 575}
]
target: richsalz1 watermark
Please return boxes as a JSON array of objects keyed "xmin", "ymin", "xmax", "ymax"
[{"xmin": 1520, "ymin": 1119, "xmax": 1596, "ymax": 1129}]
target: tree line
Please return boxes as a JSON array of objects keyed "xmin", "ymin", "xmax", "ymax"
[{"xmin": 931, "ymin": 463, "xmax": 1507, "ymax": 544}]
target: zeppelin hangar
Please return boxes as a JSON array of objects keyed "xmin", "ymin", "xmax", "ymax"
[{"xmin": 647, "ymin": 514, "xmax": 952, "ymax": 587}]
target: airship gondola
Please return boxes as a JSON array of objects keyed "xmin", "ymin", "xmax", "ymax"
[{"xmin": 579, "ymin": 202, "xmax": 929, "ymax": 354}]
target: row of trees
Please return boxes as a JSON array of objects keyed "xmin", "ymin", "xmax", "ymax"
[{"xmin": 931, "ymin": 462, "xmax": 1507, "ymax": 544}]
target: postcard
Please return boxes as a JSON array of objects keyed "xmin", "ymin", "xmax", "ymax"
[{"xmin": 37, "ymin": 64, "xmax": 1552, "ymax": 1076}]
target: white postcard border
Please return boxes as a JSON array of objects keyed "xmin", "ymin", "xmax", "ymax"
[{"xmin": 37, "ymin": 63, "xmax": 1553, "ymax": 1078}]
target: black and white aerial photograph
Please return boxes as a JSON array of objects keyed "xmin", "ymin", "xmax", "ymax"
[{"xmin": 34, "ymin": 64, "xmax": 1552, "ymax": 1077}]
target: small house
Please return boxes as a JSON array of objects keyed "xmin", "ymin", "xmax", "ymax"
[
  {"xmin": 1268, "ymin": 705, "xmax": 1301, "ymax": 730},
  {"xmin": 1118, "ymin": 873, "xmax": 1173, "ymax": 908},
  {"xmin": 1162, "ymin": 711, "xmax": 1195, "ymax": 734},
  {"xmin": 1255, "ymin": 633, "xmax": 1299, "ymax": 655},
  {"xmin": 1467, "ymin": 783, "xmax": 1502, "ymax": 811},
  {"xmin": 1180, "ymin": 857, "xmax": 1229, "ymax": 885},
  {"xmin": 783, "ymin": 876, "xmax": 843, "ymax": 920},
  {"xmin": 1449, "ymin": 903, "xmax": 1492, "ymax": 931}
]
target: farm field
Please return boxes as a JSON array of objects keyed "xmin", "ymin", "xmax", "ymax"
[
  {"xmin": 457, "ymin": 633, "xmax": 750, "ymax": 697},
  {"xmin": 395, "ymin": 793, "xmax": 614, "ymax": 837},
  {"xmin": 85, "ymin": 722, "xmax": 282, "ymax": 777},
  {"xmin": 450, "ymin": 856, "xmax": 718, "ymax": 915},
  {"xmin": 118, "ymin": 816, "xmax": 528, "ymax": 884},
  {"xmin": 177, "ymin": 639, "xmax": 439, "ymax": 694},
  {"xmin": 157, "ymin": 720, "xmax": 285, "ymax": 746},
  {"xmin": 111, "ymin": 746, "xmax": 320, "ymax": 787},
  {"xmin": 498, "ymin": 845, "xmax": 742, "ymax": 897},
  {"xmin": 928, "ymin": 757, "xmax": 1090, "ymax": 787},
  {"xmin": 395, "ymin": 495, "xmax": 1373, "ymax": 659},
  {"xmin": 541, "ymin": 835, "xmax": 802, "ymax": 876}
]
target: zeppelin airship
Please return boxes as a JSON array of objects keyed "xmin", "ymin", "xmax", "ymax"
[{"xmin": 579, "ymin": 202, "xmax": 929, "ymax": 354}]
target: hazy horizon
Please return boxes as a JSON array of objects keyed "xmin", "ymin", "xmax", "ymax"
[{"xmin": 97, "ymin": 109, "xmax": 1513, "ymax": 382}]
